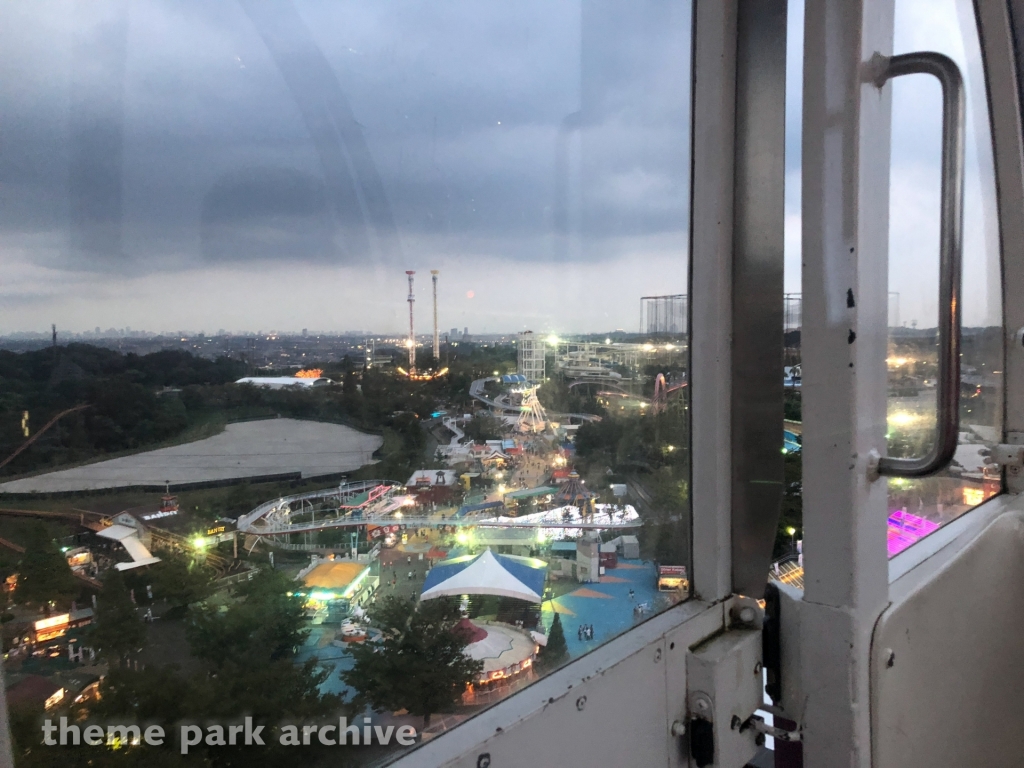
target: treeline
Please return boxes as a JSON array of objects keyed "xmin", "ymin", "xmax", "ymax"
[
  {"xmin": 10, "ymin": 569, "xmax": 347, "ymax": 767},
  {"xmin": 0, "ymin": 343, "xmax": 517, "ymax": 481},
  {"xmin": 0, "ymin": 345, "xmax": 247, "ymax": 477}
]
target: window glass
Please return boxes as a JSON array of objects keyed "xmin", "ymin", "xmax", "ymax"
[
  {"xmin": 885, "ymin": 0, "xmax": 1003, "ymax": 556},
  {"xmin": 0, "ymin": 1, "xmax": 692, "ymax": 761}
]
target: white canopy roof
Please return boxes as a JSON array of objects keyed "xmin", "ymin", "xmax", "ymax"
[
  {"xmin": 98, "ymin": 525, "xmax": 161, "ymax": 570},
  {"xmin": 96, "ymin": 524, "xmax": 138, "ymax": 542},
  {"xmin": 421, "ymin": 549, "xmax": 546, "ymax": 603}
]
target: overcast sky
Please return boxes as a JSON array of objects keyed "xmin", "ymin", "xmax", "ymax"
[{"xmin": 0, "ymin": 0, "xmax": 1001, "ymax": 336}]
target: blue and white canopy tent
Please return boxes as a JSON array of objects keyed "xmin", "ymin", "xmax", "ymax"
[{"xmin": 420, "ymin": 549, "xmax": 548, "ymax": 603}]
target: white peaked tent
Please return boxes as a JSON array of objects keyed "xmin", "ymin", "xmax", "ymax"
[{"xmin": 420, "ymin": 549, "xmax": 547, "ymax": 603}]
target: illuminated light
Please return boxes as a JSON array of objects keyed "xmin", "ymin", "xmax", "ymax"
[
  {"xmin": 493, "ymin": 371, "xmax": 499, "ymax": 376},
  {"xmin": 642, "ymin": 343, "xmax": 654, "ymax": 351},
  {"xmin": 546, "ymin": 335, "xmax": 559, "ymax": 345},
  {"xmin": 886, "ymin": 356, "xmax": 910, "ymax": 367},
  {"xmin": 294, "ymin": 368, "xmax": 323, "ymax": 379},
  {"xmin": 192, "ymin": 536, "xmax": 207, "ymax": 549},
  {"xmin": 405, "ymin": 339, "xmax": 415, "ymax": 348},
  {"xmin": 887, "ymin": 411, "xmax": 919, "ymax": 427},
  {"xmin": 60, "ymin": 547, "xmax": 70, "ymax": 553},
  {"xmin": 34, "ymin": 614, "xmax": 70, "ymax": 632},
  {"xmin": 665, "ymin": 344, "xmax": 675, "ymax": 350},
  {"xmin": 394, "ymin": 511, "xmax": 403, "ymax": 519},
  {"xmin": 786, "ymin": 526, "xmax": 797, "ymax": 536},
  {"xmin": 605, "ymin": 338, "xmax": 611, "ymax": 344},
  {"xmin": 456, "ymin": 532, "xmax": 469, "ymax": 544},
  {"xmin": 963, "ymin": 487, "xmax": 986, "ymax": 506},
  {"xmin": 666, "ymin": 445, "xmax": 675, "ymax": 452},
  {"xmin": 781, "ymin": 448, "xmax": 788, "ymax": 454}
]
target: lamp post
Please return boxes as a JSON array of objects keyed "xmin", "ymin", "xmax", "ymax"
[{"xmin": 786, "ymin": 526, "xmax": 797, "ymax": 554}]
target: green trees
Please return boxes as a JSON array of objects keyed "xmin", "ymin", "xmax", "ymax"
[
  {"xmin": 14, "ymin": 525, "xmax": 77, "ymax": 613},
  {"xmin": 463, "ymin": 412, "xmax": 504, "ymax": 442},
  {"xmin": 187, "ymin": 569, "xmax": 307, "ymax": 663},
  {"xmin": 537, "ymin": 612, "xmax": 568, "ymax": 670},
  {"xmin": 48, "ymin": 569, "xmax": 343, "ymax": 767},
  {"xmin": 148, "ymin": 550, "xmax": 215, "ymax": 613},
  {"xmin": 342, "ymin": 595, "xmax": 483, "ymax": 728},
  {"xmin": 91, "ymin": 569, "xmax": 147, "ymax": 666}
]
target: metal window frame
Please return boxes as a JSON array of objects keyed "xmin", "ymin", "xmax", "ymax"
[
  {"xmin": 794, "ymin": 0, "xmax": 1023, "ymax": 765},
  {"xmin": 990, "ymin": 0, "xmax": 1024, "ymax": 449},
  {"xmin": 797, "ymin": 1, "xmax": 895, "ymax": 765}
]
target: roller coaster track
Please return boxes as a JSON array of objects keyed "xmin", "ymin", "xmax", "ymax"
[
  {"xmin": 0, "ymin": 404, "xmax": 92, "ymax": 473},
  {"xmin": 651, "ymin": 374, "xmax": 686, "ymax": 414},
  {"xmin": 469, "ymin": 378, "xmax": 601, "ymax": 423}
]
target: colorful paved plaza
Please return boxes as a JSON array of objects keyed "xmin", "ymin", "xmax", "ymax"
[{"xmin": 540, "ymin": 559, "xmax": 678, "ymax": 658}]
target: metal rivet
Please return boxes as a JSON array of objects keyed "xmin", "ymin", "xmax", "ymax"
[
  {"xmin": 654, "ymin": 648, "xmax": 662, "ymax": 662},
  {"xmin": 477, "ymin": 754, "xmax": 491, "ymax": 768},
  {"xmin": 576, "ymin": 696, "xmax": 587, "ymax": 711},
  {"xmin": 754, "ymin": 662, "xmax": 762, "ymax": 675},
  {"xmin": 739, "ymin": 606, "xmax": 756, "ymax": 623},
  {"xmin": 670, "ymin": 720, "xmax": 687, "ymax": 737},
  {"xmin": 886, "ymin": 649, "xmax": 895, "ymax": 668}
]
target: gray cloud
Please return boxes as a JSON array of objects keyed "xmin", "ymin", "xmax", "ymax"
[{"xmin": 1, "ymin": 0, "xmax": 690, "ymax": 289}]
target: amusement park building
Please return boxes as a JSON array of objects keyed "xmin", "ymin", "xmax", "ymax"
[
  {"xmin": 297, "ymin": 559, "xmax": 377, "ymax": 612},
  {"xmin": 405, "ymin": 469, "xmax": 458, "ymax": 504}
]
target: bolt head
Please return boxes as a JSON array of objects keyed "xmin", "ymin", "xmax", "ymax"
[{"xmin": 739, "ymin": 606, "xmax": 756, "ymax": 623}]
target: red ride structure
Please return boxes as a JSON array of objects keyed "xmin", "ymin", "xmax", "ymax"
[{"xmin": 651, "ymin": 373, "xmax": 686, "ymax": 414}]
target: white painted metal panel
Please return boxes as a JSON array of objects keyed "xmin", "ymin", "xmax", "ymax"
[{"xmin": 873, "ymin": 502, "xmax": 1024, "ymax": 766}]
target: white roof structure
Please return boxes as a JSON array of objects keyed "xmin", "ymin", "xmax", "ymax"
[
  {"xmin": 235, "ymin": 376, "xmax": 334, "ymax": 389},
  {"xmin": 952, "ymin": 443, "xmax": 989, "ymax": 474},
  {"xmin": 95, "ymin": 524, "xmax": 138, "ymax": 542},
  {"xmin": 97, "ymin": 525, "xmax": 161, "ymax": 570},
  {"xmin": 421, "ymin": 549, "xmax": 547, "ymax": 603}
]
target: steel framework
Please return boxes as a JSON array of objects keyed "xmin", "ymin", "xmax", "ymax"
[
  {"xmin": 640, "ymin": 294, "xmax": 687, "ymax": 335},
  {"xmin": 516, "ymin": 386, "xmax": 548, "ymax": 434},
  {"xmin": 406, "ymin": 270, "xmax": 416, "ymax": 369}
]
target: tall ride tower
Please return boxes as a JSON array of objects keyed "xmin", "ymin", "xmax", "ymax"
[
  {"xmin": 406, "ymin": 271, "xmax": 416, "ymax": 370},
  {"xmin": 431, "ymin": 270, "xmax": 440, "ymax": 361}
]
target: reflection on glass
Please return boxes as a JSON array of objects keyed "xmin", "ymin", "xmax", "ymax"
[
  {"xmin": 0, "ymin": 1, "xmax": 691, "ymax": 761},
  {"xmin": 885, "ymin": 0, "xmax": 1003, "ymax": 557}
]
